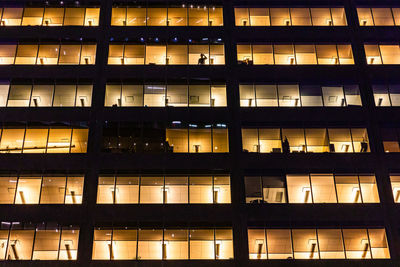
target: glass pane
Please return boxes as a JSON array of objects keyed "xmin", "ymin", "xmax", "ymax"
[
  {"xmin": 317, "ymin": 229, "xmax": 345, "ymax": 259},
  {"xmin": 214, "ymin": 176, "xmax": 231, "ymax": 203},
  {"xmin": 37, "ymin": 45, "xmax": 59, "ymax": 65},
  {"xmin": 240, "ymin": 85, "xmax": 255, "ymax": 107},
  {"xmin": 335, "ymin": 175, "xmax": 361, "ymax": 203},
  {"xmin": 0, "ymin": 45, "xmax": 17, "ymax": 64},
  {"xmin": 65, "ymin": 176, "xmax": 84, "ymax": 204},
  {"xmin": 310, "ymin": 174, "xmax": 337, "ymax": 203},
  {"xmin": 371, "ymin": 8, "xmax": 394, "ymax": 26},
  {"xmin": 23, "ymin": 127, "xmax": 48, "ymax": 153},
  {"xmin": 189, "ymin": 176, "xmax": 212, "ymax": 203},
  {"xmin": 140, "ymin": 177, "xmax": 163, "ymax": 204},
  {"xmin": 145, "ymin": 45, "xmax": 166, "ymax": 65},
  {"xmin": 379, "ymin": 45, "xmax": 400, "ymax": 64},
  {"xmin": 127, "ymin": 8, "xmax": 146, "ymax": 26},
  {"xmin": 138, "ymin": 229, "xmax": 163, "ymax": 259},
  {"xmin": 292, "ymin": 229, "xmax": 319, "ymax": 259},
  {"xmin": 245, "ymin": 176, "xmax": 262, "ymax": 203},
  {"xmin": 147, "ymin": 8, "xmax": 167, "ymax": 26},
  {"xmin": 144, "ymin": 84, "xmax": 165, "ymax": 107},
  {"xmin": 209, "ymin": 7, "xmax": 223, "ymax": 26},
  {"xmin": 64, "ymin": 8, "xmax": 84, "ymax": 25},
  {"xmin": 71, "ymin": 128, "xmax": 88, "ymax": 153},
  {"xmin": 316, "ymin": 45, "xmax": 338, "ymax": 65},
  {"xmin": 368, "ymin": 229, "xmax": 390, "ymax": 259},
  {"xmin": 242, "ymin": 129, "xmax": 258, "ymax": 152},
  {"xmin": 0, "ymin": 82, "xmax": 9, "ymax": 106},
  {"xmin": 300, "ymin": 85, "xmax": 322, "ymax": 106},
  {"xmin": 259, "ymin": 129, "xmax": 281, "ymax": 153},
  {"xmin": 365, "ymin": 45, "xmax": 382, "ymax": 65},
  {"xmin": 111, "ymin": 8, "xmax": 126, "ymax": 26},
  {"xmin": 47, "ymin": 128, "xmax": 72, "ymax": 153},
  {"xmin": 343, "ymin": 229, "xmax": 371, "ymax": 259},
  {"xmin": 270, "ymin": 8, "xmax": 290, "ymax": 26},
  {"xmin": 84, "ymin": 8, "xmax": 100, "ymax": 26},
  {"xmin": 286, "ymin": 174, "xmax": 312, "ymax": 203},
  {"xmin": 0, "ymin": 176, "xmax": 17, "ymax": 203},
  {"xmin": 2, "ymin": 8, "xmax": 23, "ymax": 26},
  {"xmin": 7, "ymin": 85, "xmax": 31, "ymax": 107},
  {"xmin": 122, "ymin": 85, "xmax": 143, "ymax": 106},
  {"xmin": 188, "ymin": 7, "xmax": 208, "ymax": 26},
  {"xmin": 168, "ymin": 8, "xmax": 187, "ymax": 26},
  {"xmin": 351, "ymin": 128, "xmax": 369, "ymax": 153},
  {"xmin": 389, "ymin": 84, "xmax": 400, "ymax": 106},
  {"xmin": 291, "ymin": 8, "xmax": 311, "ymax": 26},
  {"xmin": 15, "ymin": 45, "xmax": 38, "ymax": 65},
  {"xmin": 211, "ymin": 85, "xmax": 226, "ymax": 107},
  {"xmin": 8, "ymin": 230, "xmax": 35, "ymax": 259},
  {"xmin": 253, "ymin": 45, "xmax": 275, "ymax": 64},
  {"xmin": 164, "ymin": 229, "xmax": 188, "ymax": 259},
  {"xmin": 337, "ymin": 45, "xmax": 354, "ymax": 65},
  {"xmin": 15, "ymin": 177, "xmax": 42, "ymax": 204},
  {"xmin": 0, "ymin": 128, "xmax": 25, "ymax": 153},
  {"xmin": 295, "ymin": 45, "xmax": 317, "ymax": 64},
  {"xmin": 167, "ymin": 85, "xmax": 187, "ymax": 107},
  {"xmin": 80, "ymin": 45, "xmax": 96, "ymax": 65},
  {"xmin": 311, "ymin": 8, "xmax": 332, "ymax": 26},
  {"xmin": 97, "ymin": 176, "xmax": 115, "ymax": 204},
  {"xmin": 391, "ymin": 175, "xmax": 400, "ymax": 203},
  {"xmin": 266, "ymin": 229, "xmax": 293, "ymax": 259},
  {"xmin": 331, "ymin": 8, "xmax": 347, "ymax": 25},
  {"xmin": 215, "ymin": 229, "xmax": 233, "ymax": 259},
  {"xmin": 281, "ymin": 129, "xmax": 305, "ymax": 152},
  {"xmin": 113, "ymin": 229, "xmax": 137, "ymax": 259},
  {"xmin": 92, "ymin": 229, "xmax": 112, "ymax": 259},
  {"xmin": 305, "ymin": 128, "xmax": 329, "ymax": 152},
  {"xmin": 76, "ymin": 85, "xmax": 92, "ymax": 107},
  {"xmin": 59, "ymin": 228, "xmax": 79, "ymax": 260},
  {"xmin": 39, "ymin": 177, "xmax": 66, "ymax": 204},
  {"xmin": 166, "ymin": 129, "xmax": 188, "ymax": 153},
  {"xmin": 167, "ymin": 45, "xmax": 187, "ymax": 65},
  {"xmin": 373, "ymin": 85, "xmax": 390, "ymax": 106},
  {"xmin": 328, "ymin": 128, "xmax": 353, "ymax": 153},
  {"xmin": 59, "ymin": 45, "xmax": 81, "ymax": 65},
  {"xmin": 235, "ymin": 8, "xmax": 249, "ymax": 26},
  {"xmin": 359, "ymin": 175, "xmax": 379, "ymax": 203},
  {"xmin": 248, "ymin": 229, "xmax": 267, "ymax": 259},
  {"xmin": 213, "ymin": 128, "xmax": 229, "ymax": 153},
  {"xmin": 32, "ymin": 230, "xmax": 60, "ymax": 260},
  {"xmin": 115, "ymin": 176, "xmax": 139, "ymax": 204},
  {"xmin": 189, "ymin": 229, "xmax": 214, "ymax": 259},
  {"xmin": 30, "ymin": 85, "xmax": 53, "ymax": 107},
  {"xmin": 257, "ymin": 85, "xmax": 278, "ymax": 106},
  {"xmin": 22, "ymin": 8, "xmax": 43, "ymax": 26},
  {"xmin": 262, "ymin": 176, "xmax": 286, "ymax": 203},
  {"xmin": 189, "ymin": 45, "xmax": 209, "ymax": 65},
  {"xmin": 165, "ymin": 176, "xmax": 188, "ymax": 203},
  {"xmin": 53, "ymin": 85, "xmax": 76, "ymax": 107},
  {"xmin": 278, "ymin": 85, "xmax": 300, "ymax": 107},
  {"xmin": 43, "ymin": 8, "xmax": 64, "ymax": 26}
]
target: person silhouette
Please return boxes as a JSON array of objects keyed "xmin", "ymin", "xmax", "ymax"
[
  {"xmin": 282, "ymin": 136, "xmax": 290, "ymax": 154},
  {"xmin": 198, "ymin": 53, "xmax": 207, "ymax": 65}
]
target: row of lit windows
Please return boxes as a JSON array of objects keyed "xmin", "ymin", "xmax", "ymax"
[
  {"xmin": 0, "ymin": 176, "xmax": 83, "ymax": 204},
  {"xmin": 3, "ymin": 43, "xmax": 400, "ymax": 65},
  {"xmin": 0, "ymin": 224, "xmax": 391, "ymax": 261},
  {"xmin": 112, "ymin": 6, "xmax": 223, "ymax": 26},
  {"xmin": 0, "ymin": 223, "xmax": 79, "ymax": 260},
  {"xmin": 105, "ymin": 84, "xmax": 226, "ymax": 107},
  {"xmin": 2, "ymin": 174, "xmax": 400, "ymax": 205},
  {"xmin": 0, "ymin": 84, "xmax": 92, "ymax": 107},
  {"xmin": 248, "ymin": 228, "xmax": 389, "ymax": 259},
  {"xmin": 103, "ymin": 124, "xmax": 228, "ymax": 153},
  {"xmin": 242, "ymin": 128, "xmax": 369, "ymax": 153},
  {"xmin": 108, "ymin": 44, "xmax": 224, "ymax": 65},
  {"xmin": 0, "ymin": 44, "xmax": 96, "ymax": 65},
  {"xmin": 235, "ymin": 8, "xmax": 347, "ymax": 26},
  {"xmin": 93, "ymin": 228, "xmax": 233, "ymax": 260},
  {"xmin": 240, "ymin": 84, "xmax": 361, "ymax": 107},
  {"xmin": 0, "ymin": 7, "xmax": 99, "ymax": 26},
  {"xmin": 97, "ymin": 175, "xmax": 230, "ymax": 204},
  {"xmin": 3, "ymin": 83, "xmax": 400, "ymax": 108},
  {"xmin": 357, "ymin": 8, "xmax": 400, "ymax": 26},
  {"xmin": 245, "ymin": 174, "xmax": 379, "ymax": 204},
  {"xmin": 0, "ymin": 126, "xmax": 88, "ymax": 153},
  {"xmin": 237, "ymin": 44, "xmax": 353, "ymax": 65}
]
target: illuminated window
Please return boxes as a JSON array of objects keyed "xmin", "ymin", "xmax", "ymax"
[
  {"xmin": 1, "ymin": 223, "xmax": 79, "ymax": 260},
  {"xmin": 111, "ymin": 6, "xmax": 222, "ymax": 26},
  {"xmin": 249, "ymin": 228, "xmax": 389, "ymax": 259},
  {"xmin": 109, "ymin": 44, "xmax": 224, "ymax": 65},
  {"xmin": 390, "ymin": 175, "xmax": 400, "ymax": 202},
  {"xmin": 237, "ymin": 44, "xmax": 353, "ymax": 65},
  {"xmin": 365, "ymin": 44, "xmax": 400, "ymax": 64},
  {"xmin": 97, "ymin": 175, "xmax": 230, "ymax": 204},
  {"xmin": 357, "ymin": 8, "xmax": 400, "ymax": 26},
  {"xmin": 0, "ymin": 175, "xmax": 83, "ymax": 204},
  {"xmin": 382, "ymin": 128, "xmax": 400, "ymax": 152},
  {"xmin": 373, "ymin": 85, "xmax": 400, "ymax": 107}
]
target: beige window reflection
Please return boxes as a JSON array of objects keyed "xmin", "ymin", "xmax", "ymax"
[
  {"xmin": 0, "ymin": 128, "xmax": 25, "ymax": 153},
  {"xmin": 1, "ymin": 8, "xmax": 23, "ymax": 26},
  {"xmin": 15, "ymin": 177, "xmax": 41, "ymax": 204},
  {"xmin": 21, "ymin": 8, "xmax": 44, "ymax": 26},
  {"xmin": 7, "ymin": 85, "xmax": 32, "ymax": 107},
  {"xmin": 64, "ymin": 8, "xmax": 85, "ymax": 26},
  {"xmin": 190, "ymin": 229, "xmax": 214, "ymax": 259},
  {"xmin": 292, "ymin": 229, "xmax": 319, "ymax": 259},
  {"xmin": 189, "ymin": 7, "xmax": 208, "ymax": 26},
  {"xmin": 290, "ymin": 8, "xmax": 311, "ymax": 26},
  {"xmin": 0, "ymin": 176, "xmax": 17, "ymax": 203},
  {"xmin": 40, "ymin": 177, "xmax": 66, "ymax": 204},
  {"xmin": 0, "ymin": 45, "xmax": 17, "ymax": 64},
  {"xmin": 274, "ymin": 45, "xmax": 295, "ymax": 65},
  {"xmin": 368, "ymin": 229, "xmax": 390, "ymax": 259},
  {"xmin": 127, "ymin": 8, "xmax": 146, "ymax": 26},
  {"xmin": 331, "ymin": 8, "xmax": 347, "ymax": 26},
  {"xmin": 32, "ymin": 229, "xmax": 60, "ymax": 260},
  {"xmin": 371, "ymin": 8, "xmax": 394, "ymax": 26},
  {"xmin": 138, "ymin": 229, "xmax": 163, "ymax": 259},
  {"xmin": 59, "ymin": 45, "xmax": 81, "ymax": 65},
  {"xmin": 189, "ymin": 45, "xmax": 209, "ymax": 64},
  {"xmin": 23, "ymin": 128, "xmax": 48, "ymax": 153},
  {"xmin": 248, "ymin": 229, "xmax": 267, "ymax": 259},
  {"xmin": 30, "ymin": 85, "xmax": 54, "ymax": 107},
  {"xmin": 84, "ymin": 8, "xmax": 100, "ymax": 26},
  {"xmin": 270, "ymin": 8, "xmax": 291, "ymax": 26},
  {"xmin": 390, "ymin": 175, "xmax": 400, "ymax": 202},
  {"xmin": 310, "ymin": 8, "xmax": 333, "ymax": 26},
  {"xmin": 287, "ymin": 175, "xmax": 312, "ymax": 203},
  {"xmin": 145, "ymin": 45, "xmax": 166, "ymax": 65},
  {"xmin": 379, "ymin": 45, "xmax": 400, "ymax": 64},
  {"xmin": 189, "ymin": 176, "xmax": 213, "ymax": 203},
  {"xmin": 165, "ymin": 176, "xmax": 188, "ymax": 203},
  {"xmin": 316, "ymin": 45, "xmax": 339, "ymax": 64},
  {"xmin": 253, "ymin": 45, "xmax": 274, "ymax": 65},
  {"xmin": 266, "ymin": 229, "xmax": 293, "ymax": 259},
  {"xmin": 47, "ymin": 128, "xmax": 72, "ymax": 153},
  {"xmin": 97, "ymin": 177, "xmax": 115, "ymax": 204},
  {"xmin": 113, "ymin": 229, "xmax": 137, "ymax": 259},
  {"xmin": 166, "ymin": 129, "xmax": 188, "ymax": 152},
  {"xmin": 168, "ymin": 8, "xmax": 187, "ymax": 26},
  {"xmin": 7, "ymin": 229, "xmax": 35, "ymax": 259},
  {"xmin": 260, "ymin": 129, "xmax": 281, "ymax": 152},
  {"xmin": 164, "ymin": 230, "xmax": 188, "ymax": 259},
  {"xmin": 65, "ymin": 176, "xmax": 84, "ymax": 204},
  {"xmin": 214, "ymin": 176, "xmax": 231, "ymax": 203},
  {"xmin": 80, "ymin": 45, "xmax": 96, "ymax": 65},
  {"xmin": 189, "ymin": 128, "xmax": 211, "ymax": 153},
  {"xmin": 43, "ymin": 8, "xmax": 64, "ymax": 26},
  {"xmin": 111, "ymin": 8, "xmax": 126, "ymax": 26},
  {"xmin": 147, "ymin": 8, "xmax": 167, "ymax": 26},
  {"xmin": 59, "ymin": 228, "xmax": 79, "ymax": 260},
  {"xmin": 115, "ymin": 176, "xmax": 139, "ymax": 204},
  {"xmin": 305, "ymin": 129, "xmax": 329, "ymax": 152},
  {"xmin": 92, "ymin": 229, "xmax": 112, "ymax": 259},
  {"xmin": 295, "ymin": 45, "xmax": 317, "ymax": 64},
  {"xmin": 343, "ymin": 229, "xmax": 371, "ymax": 259},
  {"xmin": 250, "ymin": 8, "xmax": 270, "ymax": 26},
  {"xmin": 328, "ymin": 128, "xmax": 353, "ymax": 153},
  {"xmin": 317, "ymin": 229, "xmax": 345, "ymax": 258},
  {"xmin": 167, "ymin": 45, "xmax": 187, "ymax": 64},
  {"xmin": 15, "ymin": 44, "xmax": 38, "ymax": 65},
  {"xmin": 139, "ymin": 177, "xmax": 163, "ymax": 204},
  {"xmin": 71, "ymin": 128, "xmax": 88, "ymax": 153},
  {"xmin": 310, "ymin": 174, "xmax": 337, "ymax": 203},
  {"xmin": 37, "ymin": 45, "xmax": 59, "ymax": 65},
  {"xmin": 209, "ymin": 7, "xmax": 223, "ymax": 26}
]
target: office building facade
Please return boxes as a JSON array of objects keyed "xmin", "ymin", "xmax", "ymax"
[{"xmin": 0, "ymin": 0, "xmax": 399, "ymax": 266}]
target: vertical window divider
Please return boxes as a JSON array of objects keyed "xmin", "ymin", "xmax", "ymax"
[
  {"xmin": 288, "ymin": 8, "xmax": 293, "ymax": 26},
  {"xmin": 113, "ymin": 175, "xmax": 117, "ymax": 204},
  {"xmin": 136, "ymin": 228, "xmax": 139, "ymax": 260},
  {"xmin": 309, "ymin": 8, "xmax": 313, "ymax": 26},
  {"xmin": 5, "ymin": 226, "xmax": 11, "ymax": 258},
  {"xmin": 44, "ymin": 126, "xmax": 50, "ymax": 153},
  {"xmin": 138, "ymin": 176, "xmax": 141, "ymax": 205},
  {"xmin": 62, "ymin": 7, "xmax": 66, "ymax": 26},
  {"xmin": 340, "ymin": 228, "xmax": 348, "ymax": 259},
  {"xmin": 187, "ymin": 176, "xmax": 190, "ymax": 204},
  {"xmin": 213, "ymin": 228, "xmax": 217, "ymax": 259},
  {"xmin": 332, "ymin": 174, "xmax": 339, "ymax": 203},
  {"xmin": 119, "ymin": 84, "xmax": 123, "ymax": 107},
  {"xmin": 342, "ymin": 86, "xmax": 348, "ymax": 107},
  {"xmin": 31, "ymin": 226, "xmax": 37, "ymax": 260},
  {"xmin": 315, "ymin": 228, "xmax": 321, "ymax": 259},
  {"xmin": 68, "ymin": 128, "xmax": 74, "ymax": 153},
  {"xmin": 247, "ymin": 8, "xmax": 251, "ymax": 26},
  {"xmin": 387, "ymin": 85, "xmax": 393, "ymax": 107},
  {"xmin": 369, "ymin": 9, "xmax": 375, "ymax": 26},
  {"xmin": 83, "ymin": 8, "xmax": 87, "ymax": 26},
  {"xmin": 212, "ymin": 174, "xmax": 215, "ymax": 203},
  {"xmin": 211, "ymin": 127, "xmax": 214, "ymax": 153},
  {"xmin": 56, "ymin": 44, "xmax": 61, "ymax": 65},
  {"xmin": 366, "ymin": 228, "xmax": 373, "ymax": 259},
  {"xmin": 276, "ymin": 84, "xmax": 280, "ymax": 107},
  {"xmin": 257, "ymin": 128, "xmax": 260, "ymax": 153},
  {"xmin": 78, "ymin": 44, "xmax": 83, "ymax": 65},
  {"xmin": 303, "ymin": 129, "xmax": 307, "ymax": 153},
  {"xmin": 28, "ymin": 84, "xmax": 34, "ymax": 107},
  {"xmin": 13, "ymin": 176, "xmax": 20, "ymax": 204},
  {"xmin": 110, "ymin": 229, "xmax": 114, "ymax": 260},
  {"xmin": 13, "ymin": 44, "xmax": 18, "ymax": 65},
  {"xmin": 51, "ymin": 84, "xmax": 56, "ymax": 107},
  {"xmin": 5, "ymin": 83, "xmax": 11, "ymax": 107},
  {"xmin": 315, "ymin": 44, "xmax": 320, "ymax": 65},
  {"xmin": 329, "ymin": 8, "xmax": 334, "ymax": 26},
  {"xmin": 40, "ymin": 8, "xmax": 45, "ymax": 26},
  {"xmin": 56, "ymin": 226, "xmax": 62, "ymax": 260},
  {"xmin": 335, "ymin": 44, "xmax": 340, "ymax": 65},
  {"xmin": 308, "ymin": 174, "xmax": 314, "ymax": 203},
  {"xmin": 349, "ymin": 128, "xmax": 356, "ymax": 153},
  {"xmin": 289, "ymin": 229, "xmax": 295, "ymax": 258},
  {"xmin": 390, "ymin": 8, "xmax": 396, "ymax": 25},
  {"xmin": 268, "ymin": 8, "xmax": 272, "ymax": 26},
  {"xmin": 188, "ymin": 228, "xmax": 191, "ymax": 259},
  {"xmin": 21, "ymin": 125, "xmax": 27, "ymax": 153},
  {"xmin": 377, "ymin": 44, "xmax": 384, "ymax": 65},
  {"xmin": 357, "ymin": 175, "xmax": 364, "ymax": 203},
  {"xmin": 264, "ymin": 228, "xmax": 268, "ymax": 259},
  {"xmin": 38, "ymin": 175, "xmax": 44, "ymax": 204},
  {"xmin": 63, "ymin": 176, "xmax": 68, "ymax": 204},
  {"xmin": 253, "ymin": 84, "xmax": 257, "ymax": 107},
  {"xmin": 163, "ymin": 175, "xmax": 166, "ymax": 204},
  {"xmin": 293, "ymin": 44, "xmax": 297, "ymax": 66},
  {"xmin": 73, "ymin": 84, "xmax": 78, "ymax": 107},
  {"xmin": 325, "ymin": 128, "xmax": 331, "ymax": 153}
]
